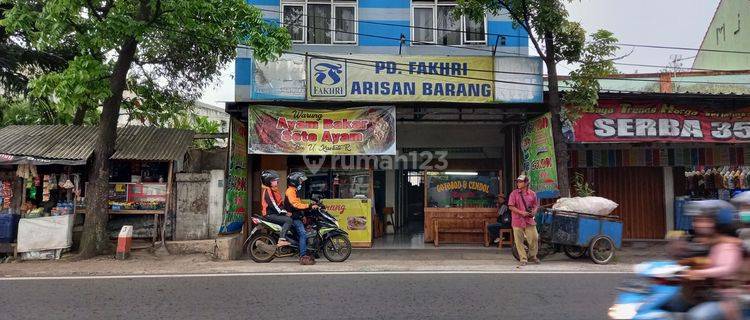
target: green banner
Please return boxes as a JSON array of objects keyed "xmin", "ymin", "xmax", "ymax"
[
  {"xmin": 220, "ymin": 118, "xmax": 248, "ymax": 234},
  {"xmin": 521, "ymin": 113, "xmax": 559, "ymax": 199}
]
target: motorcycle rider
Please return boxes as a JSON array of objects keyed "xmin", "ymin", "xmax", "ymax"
[
  {"xmin": 672, "ymin": 200, "xmax": 743, "ymax": 319},
  {"xmin": 285, "ymin": 171, "xmax": 319, "ymax": 265},
  {"xmin": 260, "ymin": 170, "xmax": 293, "ymax": 247}
]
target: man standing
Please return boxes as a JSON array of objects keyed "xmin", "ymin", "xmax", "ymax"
[{"xmin": 507, "ymin": 174, "xmax": 540, "ymax": 266}]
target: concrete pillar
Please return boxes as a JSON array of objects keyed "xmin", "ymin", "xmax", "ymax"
[
  {"xmin": 663, "ymin": 167, "xmax": 675, "ymax": 234},
  {"xmin": 208, "ymin": 170, "xmax": 225, "ymax": 239}
]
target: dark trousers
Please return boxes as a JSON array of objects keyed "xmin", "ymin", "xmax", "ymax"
[
  {"xmin": 487, "ymin": 222, "xmax": 511, "ymax": 240},
  {"xmin": 265, "ymin": 214, "xmax": 293, "ymax": 240}
]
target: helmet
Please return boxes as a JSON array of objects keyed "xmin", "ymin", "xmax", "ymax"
[
  {"xmin": 684, "ymin": 200, "xmax": 738, "ymax": 235},
  {"xmin": 287, "ymin": 171, "xmax": 308, "ymax": 189},
  {"xmin": 261, "ymin": 170, "xmax": 280, "ymax": 187}
]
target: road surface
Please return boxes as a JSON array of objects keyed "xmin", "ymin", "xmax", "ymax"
[{"xmin": 1, "ymin": 272, "xmax": 627, "ymax": 320}]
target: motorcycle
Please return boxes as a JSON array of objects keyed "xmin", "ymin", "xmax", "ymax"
[
  {"xmin": 245, "ymin": 201, "xmax": 352, "ymax": 263},
  {"xmin": 608, "ymin": 260, "xmax": 688, "ymax": 320}
]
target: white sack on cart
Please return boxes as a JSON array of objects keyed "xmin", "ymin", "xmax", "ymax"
[
  {"xmin": 16, "ymin": 214, "xmax": 74, "ymax": 253},
  {"xmin": 552, "ymin": 197, "xmax": 619, "ymax": 216}
]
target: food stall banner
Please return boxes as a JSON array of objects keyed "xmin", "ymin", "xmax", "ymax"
[
  {"xmin": 0, "ymin": 154, "xmax": 86, "ymax": 166},
  {"xmin": 426, "ymin": 173, "xmax": 499, "ymax": 208},
  {"xmin": 320, "ymin": 198, "xmax": 372, "ymax": 247},
  {"xmin": 248, "ymin": 105, "xmax": 396, "ymax": 155},
  {"xmin": 565, "ymin": 101, "xmax": 750, "ymax": 143},
  {"xmin": 522, "ymin": 113, "xmax": 560, "ymax": 199},
  {"xmin": 307, "ymin": 55, "xmax": 494, "ymax": 103}
]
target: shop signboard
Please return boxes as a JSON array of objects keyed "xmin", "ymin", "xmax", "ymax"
[
  {"xmin": 426, "ymin": 173, "xmax": 499, "ymax": 208},
  {"xmin": 250, "ymin": 54, "xmax": 306, "ymax": 100},
  {"xmin": 247, "ymin": 105, "xmax": 396, "ymax": 155},
  {"xmin": 521, "ymin": 113, "xmax": 559, "ymax": 199},
  {"xmin": 320, "ymin": 198, "xmax": 372, "ymax": 247},
  {"xmin": 494, "ymin": 56, "xmax": 544, "ymax": 103},
  {"xmin": 565, "ymin": 101, "xmax": 750, "ymax": 143},
  {"xmin": 307, "ymin": 55, "xmax": 495, "ymax": 103}
]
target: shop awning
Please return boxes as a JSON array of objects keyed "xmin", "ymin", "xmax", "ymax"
[{"xmin": 0, "ymin": 125, "xmax": 194, "ymax": 165}]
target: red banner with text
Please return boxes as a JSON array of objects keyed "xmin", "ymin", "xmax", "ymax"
[{"xmin": 564, "ymin": 101, "xmax": 750, "ymax": 143}]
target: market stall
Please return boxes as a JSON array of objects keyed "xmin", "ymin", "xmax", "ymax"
[{"xmin": 0, "ymin": 125, "xmax": 193, "ymax": 257}]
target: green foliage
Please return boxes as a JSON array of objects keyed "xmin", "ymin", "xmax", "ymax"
[
  {"xmin": 572, "ymin": 172, "xmax": 595, "ymax": 197},
  {"xmin": 454, "ymin": 0, "xmax": 619, "ymax": 109},
  {"xmin": 1, "ymin": 0, "xmax": 290, "ymax": 126},
  {"xmin": 171, "ymin": 112, "xmax": 222, "ymax": 149},
  {"xmin": 563, "ymin": 29, "xmax": 619, "ymax": 122}
]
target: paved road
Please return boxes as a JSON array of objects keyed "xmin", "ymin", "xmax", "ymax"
[{"xmin": 1, "ymin": 272, "xmax": 627, "ymax": 320}]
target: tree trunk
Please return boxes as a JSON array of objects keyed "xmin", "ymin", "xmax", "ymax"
[
  {"xmin": 544, "ymin": 34, "xmax": 571, "ymax": 198},
  {"xmin": 72, "ymin": 105, "xmax": 88, "ymax": 125},
  {"xmin": 77, "ymin": 37, "xmax": 138, "ymax": 259}
]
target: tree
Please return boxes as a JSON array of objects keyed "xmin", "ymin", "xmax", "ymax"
[
  {"xmin": 2, "ymin": 0, "xmax": 290, "ymax": 258},
  {"xmin": 456, "ymin": 0, "xmax": 618, "ymax": 196}
]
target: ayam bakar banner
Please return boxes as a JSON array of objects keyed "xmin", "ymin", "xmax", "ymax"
[
  {"xmin": 565, "ymin": 101, "xmax": 750, "ymax": 143},
  {"xmin": 307, "ymin": 55, "xmax": 494, "ymax": 103},
  {"xmin": 247, "ymin": 106, "xmax": 396, "ymax": 155}
]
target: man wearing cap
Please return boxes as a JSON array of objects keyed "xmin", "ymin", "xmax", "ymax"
[{"xmin": 507, "ymin": 174, "xmax": 540, "ymax": 266}]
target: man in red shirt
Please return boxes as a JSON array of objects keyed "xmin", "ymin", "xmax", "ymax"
[{"xmin": 507, "ymin": 174, "xmax": 540, "ymax": 266}]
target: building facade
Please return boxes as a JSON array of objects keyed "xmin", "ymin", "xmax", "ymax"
[{"xmin": 224, "ymin": 0, "xmax": 546, "ymax": 247}]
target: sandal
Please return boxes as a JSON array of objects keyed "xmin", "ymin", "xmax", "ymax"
[{"xmin": 277, "ymin": 239, "xmax": 291, "ymax": 247}]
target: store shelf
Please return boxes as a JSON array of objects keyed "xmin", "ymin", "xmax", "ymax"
[{"xmin": 109, "ymin": 210, "xmax": 164, "ymax": 215}]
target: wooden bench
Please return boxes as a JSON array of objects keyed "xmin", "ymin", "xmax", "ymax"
[{"xmin": 433, "ymin": 219, "xmax": 489, "ymax": 247}]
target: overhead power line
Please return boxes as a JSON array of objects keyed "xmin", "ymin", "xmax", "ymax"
[
  {"xmin": 261, "ymin": 7, "xmax": 750, "ymax": 56},
  {"xmin": 146, "ymin": 24, "xmax": 750, "ymax": 91}
]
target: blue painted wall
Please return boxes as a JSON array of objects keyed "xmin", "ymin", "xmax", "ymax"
[
  {"xmin": 245, "ymin": 0, "xmax": 528, "ymax": 54},
  {"xmin": 238, "ymin": 0, "xmax": 534, "ymax": 101}
]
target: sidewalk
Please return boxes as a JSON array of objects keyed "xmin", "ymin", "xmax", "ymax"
[{"xmin": 0, "ymin": 242, "xmax": 666, "ymax": 278}]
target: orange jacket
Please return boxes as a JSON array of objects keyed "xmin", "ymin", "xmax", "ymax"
[
  {"xmin": 284, "ymin": 186, "xmax": 311, "ymax": 212},
  {"xmin": 261, "ymin": 185, "xmax": 284, "ymax": 216}
]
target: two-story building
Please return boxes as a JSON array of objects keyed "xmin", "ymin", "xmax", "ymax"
[{"xmin": 223, "ymin": 0, "xmax": 547, "ymax": 248}]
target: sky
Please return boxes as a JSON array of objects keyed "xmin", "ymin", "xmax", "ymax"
[{"xmin": 198, "ymin": 0, "xmax": 721, "ymax": 108}]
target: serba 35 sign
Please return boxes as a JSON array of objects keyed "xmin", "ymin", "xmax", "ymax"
[{"xmin": 565, "ymin": 102, "xmax": 750, "ymax": 143}]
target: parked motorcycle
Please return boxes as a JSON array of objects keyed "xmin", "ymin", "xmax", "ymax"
[{"xmin": 245, "ymin": 201, "xmax": 352, "ymax": 263}]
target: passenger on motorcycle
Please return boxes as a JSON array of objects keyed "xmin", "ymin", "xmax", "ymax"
[
  {"xmin": 285, "ymin": 171, "xmax": 319, "ymax": 266},
  {"xmin": 260, "ymin": 170, "xmax": 293, "ymax": 247},
  {"xmin": 673, "ymin": 200, "xmax": 743, "ymax": 319}
]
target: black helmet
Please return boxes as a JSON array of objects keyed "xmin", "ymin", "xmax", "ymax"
[
  {"xmin": 287, "ymin": 171, "xmax": 308, "ymax": 188},
  {"xmin": 261, "ymin": 170, "xmax": 280, "ymax": 187}
]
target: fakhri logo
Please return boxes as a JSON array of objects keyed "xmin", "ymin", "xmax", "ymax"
[
  {"xmin": 314, "ymin": 63, "xmax": 343, "ymax": 85},
  {"xmin": 310, "ymin": 59, "xmax": 347, "ymax": 97}
]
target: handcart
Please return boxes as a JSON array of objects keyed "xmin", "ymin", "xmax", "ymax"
[{"xmin": 512, "ymin": 208, "xmax": 623, "ymax": 264}]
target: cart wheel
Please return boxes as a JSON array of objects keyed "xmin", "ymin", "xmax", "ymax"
[
  {"xmin": 589, "ymin": 236, "xmax": 615, "ymax": 264},
  {"xmin": 563, "ymin": 245, "xmax": 587, "ymax": 259}
]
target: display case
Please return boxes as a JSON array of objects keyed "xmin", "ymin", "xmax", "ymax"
[{"xmin": 107, "ymin": 183, "xmax": 166, "ymax": 212}]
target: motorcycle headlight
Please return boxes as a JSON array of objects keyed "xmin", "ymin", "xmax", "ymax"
[{"xmin": 608, "ymin": 303, "xmax": 642, "ymax": 320}]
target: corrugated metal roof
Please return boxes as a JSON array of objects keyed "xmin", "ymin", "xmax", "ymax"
[
  {"xmin": 112, "ymin": 126, "xmax": 194, "ymax": 161},
  {"xmin": 0, "ymin": 125, "xmax": 194, "ymax": 162}
]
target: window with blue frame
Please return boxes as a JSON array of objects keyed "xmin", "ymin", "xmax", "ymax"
[
  {"xmin": 281, "ymin": 0, "xmax": 357, "ymax": 44},
  {"xmin": 411, "ymin": 0, "xmax": 486, "ymax": 46}
]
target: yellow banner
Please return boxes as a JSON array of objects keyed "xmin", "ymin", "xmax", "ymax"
[
  {"xmin": 321, "ymin": 198, "xmax": 372, "ymax": 248},
  {"xmin": 308, "ymin": 55, "xmax": 494, "ymax": 103}
]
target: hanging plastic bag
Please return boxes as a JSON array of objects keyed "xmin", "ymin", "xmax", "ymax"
[{"xmin": 59, "ymin": 174, "xmax": 68, "ymax": 189}]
